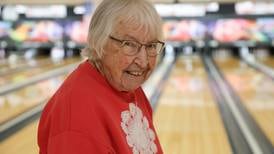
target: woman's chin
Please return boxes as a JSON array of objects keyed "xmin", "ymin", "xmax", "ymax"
[{"xmin": 120, "ymin": 83, "xmax": 142, "ymax": 92}]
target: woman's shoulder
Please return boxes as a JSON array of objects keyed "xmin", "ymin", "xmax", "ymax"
[
  {"xmin": 40, "ymin": 61, "xmax": 107, "ymax": 127},
  {"xmin": 39, "ymin": 75, "xmax": 105, "ymax": 136},
  {"xmin": 56, "ymin": 60, "xmax": 105, "ymax": 97}
]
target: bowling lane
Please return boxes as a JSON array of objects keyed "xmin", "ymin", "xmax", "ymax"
[
  {"xmin": 0, "ymin": 60, "xmax": 79, "ymax": 153},
  {"xmin": 213, "ymin": 53, "xmax": 274, "ymax": 146},
  {"xmin": 153, "ymin": 54, "xmax": 232, "ymax": 154},
  {"xmin": 0, "ymin": 56, "xmax": 27, "ymax": 69},
  {"xmin": 0, "ymin": 120, "xmax": 39, "ymax": 154},
  {"xmin": 0, "ymin": 56, "xmax": 49, "ymax": 74},
  {"xmin": 254, "ymin": 49, "xmax": 274, "ymax": 68},
  {"xmin": 0, "ymin": 75, "xmax": 66, "ymax": 124},
  {"xmin": 257, "ymin": 56, "xmax": 274, "ymax": 69},
  {"xmin": 0, "ymin": 57, "xmax": 80, "ymax": 87}
]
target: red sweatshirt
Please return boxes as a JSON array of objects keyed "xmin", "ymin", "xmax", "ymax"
[{"xmin": 38, "ymin": 60, "xmax": 163, "ymax": 154}]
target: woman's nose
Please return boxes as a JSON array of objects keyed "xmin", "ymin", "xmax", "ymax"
[{"xmin": 134, "ymin": 45, "xmax": 149, "ymax": 69}]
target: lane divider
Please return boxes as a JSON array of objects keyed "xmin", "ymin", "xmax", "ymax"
[
  {"xmin": 0, "ymin": 62, "xmax": 79, "ymax": 95},
  {"xmin": 204, "ymin": 51, "xmax": 273, "ymax": 154},
  {"xmin": 240, "ymin": 47, "xmax": 274, "ymax": 81},
  {"xmin": 205, "ymin": 55, "xmax": 262, "ymax": 154}
]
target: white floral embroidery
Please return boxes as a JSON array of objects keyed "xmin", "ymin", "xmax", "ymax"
[{"xmin": 121, "ymin": 103, "xmax": 157, "ymax": 154}]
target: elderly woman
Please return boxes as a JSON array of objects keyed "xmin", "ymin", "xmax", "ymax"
[{"xmin": 38, "ymin": 0, "xmax": 165, "ymax": 153}]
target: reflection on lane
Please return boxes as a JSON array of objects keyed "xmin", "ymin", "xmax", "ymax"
[
  {"xmin": 0, "ymin": 57, "xmax": 30, "ymax": 69},
  {"xmin": 0, "ymin": 57, "xmax": 80, "ymax": 87},
  {"xmin": 257, "ymin": 56, "xmax": 274, "ymax": 69},
  {"xmin": 0, "ymin": 75, "xmax": 66, "ymax": 124},
  {"xmin": 0, "ymin": 59, "xmax": 81, "ymax": 154},
  {"xmin": 154, "ymin": 55, "xmax": 231, "ymax": 154},
  {"xmin": 0, "ymin": 56, "xmax": 50, "ymax": 75},
  {"xmin": 0, "ymin": 120, "xmax": 39, "ymax": 154},
  {"xmin": 214, "ymin": 53, "xmax": 274, "ymax": 146},
  {"xmin": 254, "ymin": 49, "xmax": 274, "ymax": 68}
]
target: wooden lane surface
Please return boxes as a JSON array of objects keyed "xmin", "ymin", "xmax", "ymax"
[
  {"xmin": 153, "ymin": 55, "xmax": 232, "ymax": 154},
  {"xmin": 0, "ymin": 120, "xmax": 39, "ymax": 154},
  {"xmin": 255, "ymin": 52, "xmax": 274, "ymax": 68},
  {"xmin": 0, "ymin": 57, "xmax": 81, "ymax": 124},
  {"xmin": 0, "ymin": 75, "xmax": 66, "ymax": 124},
  {"xmin": 0, "ymin": 57, "xmax": 81, "ymax": 87},
  {"xmin": 0, "ymin": 56, "xmax": 54, "ymax": 76},
  {"xmin": 0, "ymin": 58, "xmax": 80, "ymax": 154},
  {"xmin": 259, "ymin": 56, "xmax": 274, "ymax": 68},
  {"xmin": 214, "ymin": 56, "xmax": 274, "ymax": 146},
  {"xmin": 0, "ymin": 57, "xmax": 28, "ymax": 69}
]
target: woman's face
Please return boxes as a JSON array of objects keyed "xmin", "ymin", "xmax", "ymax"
[{"xmin": 99, "ymin": 21, "xmax": 158, "ymax": 92}]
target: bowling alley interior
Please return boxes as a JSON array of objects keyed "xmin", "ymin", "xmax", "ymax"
[{"xmin": 0, "ymin": 0, "xmax": 274, "ymax": 153}]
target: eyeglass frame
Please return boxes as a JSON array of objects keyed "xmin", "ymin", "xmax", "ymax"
[{"xmin": 109, "ymin": 35, "xmax": 165, "ymax": 57}]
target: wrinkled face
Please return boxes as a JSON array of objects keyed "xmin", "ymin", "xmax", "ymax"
[{"xmin": 99, "ymin": 21, "xmax": 158, "ymax": 92}]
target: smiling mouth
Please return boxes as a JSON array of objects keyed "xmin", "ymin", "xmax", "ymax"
[{"xmin": 125, "ymin": 71, "xmax": 145, "ymax": 76}]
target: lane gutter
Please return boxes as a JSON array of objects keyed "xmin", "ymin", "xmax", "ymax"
[{"xmin": 202, "ymin": 50, "xmax": 273, "ymax": 154}]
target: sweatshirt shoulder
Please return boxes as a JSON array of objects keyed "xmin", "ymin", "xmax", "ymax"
[{"xmin": 39, "ymin": 63, "xmax": 102, "ymax": 133}]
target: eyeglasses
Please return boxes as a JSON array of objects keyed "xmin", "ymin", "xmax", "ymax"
[{"xmin": 109, "ymin": 36, "xmax": 165, "ymax": 57}]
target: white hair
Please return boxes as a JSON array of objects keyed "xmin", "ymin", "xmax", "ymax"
[{"xmin": 81, "ymin": 0, "xmax": 163, "ymax": 60}]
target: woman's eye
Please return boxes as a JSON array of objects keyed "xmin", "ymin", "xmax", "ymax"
[
  {"xmin": 147, "ymin": 43, "xmax": 157, "ymax": 49},
  {"xmin": 124, "ymin": 41, "xmax": 137, "ymax": 47}
]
